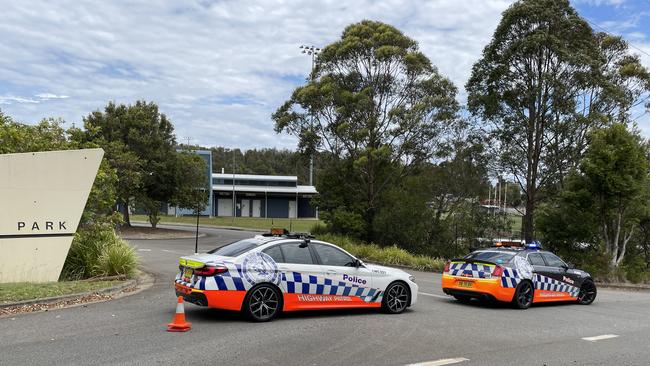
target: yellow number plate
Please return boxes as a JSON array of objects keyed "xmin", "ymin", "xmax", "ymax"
[{"xmin": 457, "ymin": 281, "xmax": 473, "ymax": 288}]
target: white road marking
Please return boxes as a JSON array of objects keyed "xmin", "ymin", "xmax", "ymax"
[
  {"xmin": 137, "ymin": 249, "xmax": 151, "ymax": 252},
  {"xmin": 406, "ymin": 357, "xmax": 470, "ymax": 366},
  {"xmin": 418, "ymin": 292, "xmax": 448, "ymax": 299},
  {"xmin": 161, "ymin": 249, "xmax": 188, "ymax": 255},
  {"xmin": 413, "ymin": 279, "xmax": 440, "ymax": 284},
  {"xmin": 582, "ymin": 334, "xmax": 619, "ymax": 342}
]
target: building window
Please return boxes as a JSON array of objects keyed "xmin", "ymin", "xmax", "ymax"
[{"xmin": 213, "ymin": 177, "xmax": 298, "ymax": 187}]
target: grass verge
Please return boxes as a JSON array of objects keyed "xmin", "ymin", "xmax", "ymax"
[
  {"xmin": 0, "ymin": 280, "xmax": 123, "ymax": 303},
  {"xmin": 319, "ymin": 233, "xmax": 445, "ymax": 272},
  {"xmin": 131, "ymin": 214, "xmax": 324, "ymax": 233}
]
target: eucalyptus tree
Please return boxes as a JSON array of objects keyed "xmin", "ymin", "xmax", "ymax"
[
  {"xmin": 273, "ymin": 20, "xmax": 459, "ymax": 238},
  {"xmin": 465, "ymin": 0, "xmax": 649, "ymax": 241},
  {"xmin": 83, "ymin": 101, "xmax": 176, "ymax": 226}
]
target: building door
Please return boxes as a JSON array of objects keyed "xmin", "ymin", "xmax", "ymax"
[
  {"xmin": 217, "ymin": 199, "xmax": 232, "ymax": 217},
  {"xmin": 241, "ymin": 199, "xmax": 250, "ymax": 217},
  {"xmin": 252, "ymin": 200, "xmax": 261, "ymax": 218},
  {"xmin": 288, "ymin": 200, "xmax": 297, "ymax": 218}
]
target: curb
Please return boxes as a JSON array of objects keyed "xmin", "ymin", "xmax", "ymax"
[
  {"xmin": 0, "ymin": 272, "xmax": 145, "ymax": 309},
  {"xmin": 596, "ymin": 282, "xmax": 650, "ymax": 291},
  {"xmin": 121, "ymin": 223, "xmax": 209, "ymax": 240}
]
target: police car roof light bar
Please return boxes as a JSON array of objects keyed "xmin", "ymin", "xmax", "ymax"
[
  {"xmin": 525, "ymin": 241, "xmax": 542, "ymax": 250},
  {"xmin": 262, "ymin": 228, "xmax": 315, "ymax": 239}
]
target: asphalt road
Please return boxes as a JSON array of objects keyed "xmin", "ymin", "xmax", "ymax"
[{"xmin": 2, "ymin": 225, "xmax": 650, "ymax": 366}]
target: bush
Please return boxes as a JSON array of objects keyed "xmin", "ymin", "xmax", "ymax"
[
  {"xmin": 319, "ymin": 233, "xmax": 445, "ymax": 272},
  {"xmin": 61, "ymin": 224, "xmax": 138, "ymax": 280},
  {"xmin": 95, "ymin": 239, "xmax": 138, "ymax": 278},
  {"xmin": 310, "ymin": 222, "xmax": 329, "ymax": 235}
]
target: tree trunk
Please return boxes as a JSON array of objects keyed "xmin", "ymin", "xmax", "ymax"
[
  {"xmin": 523, "ymin": 199, "xmax": 535, "ymax": 243},
  {"xmin": 121, "ymin": 198, "xmax": 131, "ymax": 227}
]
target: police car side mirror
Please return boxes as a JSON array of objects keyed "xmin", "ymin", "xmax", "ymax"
[
  {"xmin": 566, "ymin": 262, "xmax": 575, "ymax": 269},
  {"xmin": 353, "ymin": 259, "xmax": 363, "ymax": 268}
]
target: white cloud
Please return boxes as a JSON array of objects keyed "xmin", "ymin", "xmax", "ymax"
[
  {"xmin": 0, "ymin": 0, "xmax": 518, "ymax": 149},
  {"xmin": 2, "ymin": 0, "xmax": 647, "ymax": 149},
  {"xmin": 0, "ymin": 95, "xmax": 40, "ymax": 105},
  {"xmin": 35, "ymin": 93, "xmax": 69, "ymax": 100}
]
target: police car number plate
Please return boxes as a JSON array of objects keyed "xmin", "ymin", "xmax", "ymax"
[
  {"xmin": 457, "ymin": 281, "xmax": 473, "ymax": 288},
  {"xmin": 183, "ymin": 268, "xmax": 193, "ymax": 279}
]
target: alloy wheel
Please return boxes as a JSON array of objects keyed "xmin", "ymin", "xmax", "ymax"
[
  {"xmin": 516, "ymin": 282, "xmax": 533, "ymax": 309},
  {"xmin": 578, "ymin": 281, "xmax": 597, "ymax": 305},
  {"xmin": 386, "ymin": 283, "xmax": 409, "ymax": 313},
  {"xmin": 248, "ymin": 286, "xmax": 279, "ymax": 321}
]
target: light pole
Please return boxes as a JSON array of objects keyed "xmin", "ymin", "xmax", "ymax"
[{"xmin": 299, "ymin": 45, "xmax": 320, "ymax": 186}]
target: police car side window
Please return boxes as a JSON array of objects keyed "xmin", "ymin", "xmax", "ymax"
[
  {"xmin": 262, "ymin": 245, "xmax": 284, "ymax": 263},
  {"xmin": 312, "ymin": 244, "xmax": 355, "ymax": 267},
  {"xmin": 280, "ymin": 243, "xmax": 314, "ymax": 265},
  {"xmin": 541, "ymin": 253, "xmax": 566, "ymax": 268},
  {"xmin": 527, "ymin": 253, "xmax": 546, "ymax": 266}
]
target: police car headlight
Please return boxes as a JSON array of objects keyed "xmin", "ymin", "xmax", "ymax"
[{"xmin": 409, "ymin": 275, "xmax": 416, "ymax": 282}]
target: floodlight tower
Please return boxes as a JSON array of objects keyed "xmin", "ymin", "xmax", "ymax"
[{"xmin": 299, "ymin": 45, "xmax": 321, "ymax": 186}]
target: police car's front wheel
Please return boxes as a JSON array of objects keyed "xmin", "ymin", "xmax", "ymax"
[
  {"xmin": 577, "ymin": 279, "xmax": 597, "ymax": 305},
  {"xmin": 243, "ymin": 284, "xmax": 282, "ymax": 322},
  {"xmin": 382, "ymin": 281, "xmax": 410, "ymax": 314},
  {"xmin": 512, "ymin": 281, "xmax": 533, "ymax": 309}
]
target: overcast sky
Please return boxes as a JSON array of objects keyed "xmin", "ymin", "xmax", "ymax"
[{"xmin": 1, "ymin": 0, "xmax": 648, "ymax": 150}]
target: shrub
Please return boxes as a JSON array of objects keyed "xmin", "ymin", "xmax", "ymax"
[
  {"xmin": 310, "ymin": 222, "xmax": 329, "ymax": 235},
  {"xmin": 319, "ymin": 233, "xmax": 445, "ymax": 272},
  {"xmin": 95, "ymin": 239, "xmax": 138, "ymax": 278},
  {"xmin": 61, "ymin": 224, "xmax": 138, "ymax": 280}
]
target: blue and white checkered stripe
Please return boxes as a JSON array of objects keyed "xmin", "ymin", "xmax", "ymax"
[
  {"xmin": 534, "ymin": 274, "xmax": 580, "ymax": 297},
  {"xmin": 501, "ymin": 267, "xmax": 522, "ymax": 288},
  {"xmin": 499, "ymin": 270, "xmax": 580, "ymax": 296},
  {"xmin": 175, "ymin": 262, "xmax": 248, "ymax": 291},
  {"xmin": 282, "ymin": 272, "xmax": 383, "ymax": 303},
  {"xmin": 176, "ymin": 267, "xmax": 383, "ymax": 302},
  {"xmin": 449, "ymin": 263, "xmax": 494, "ymax": 278}
]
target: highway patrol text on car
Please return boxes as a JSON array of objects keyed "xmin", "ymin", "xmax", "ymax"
[
  {"xmin": 441, "ymin": 242, "xmax": 597, "ymax": 309},
  {"xmin": 175, "ymin": 230, "xmax": 418, "ymax": 321}
]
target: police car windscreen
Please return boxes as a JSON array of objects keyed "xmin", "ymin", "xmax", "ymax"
[
  {"xmin": 208, "ymin": 239, "xmax": 259, "ymax": 257},
  {"xmin": 464, "ymin": 251, "xmax": 515, "ymax": 264}
]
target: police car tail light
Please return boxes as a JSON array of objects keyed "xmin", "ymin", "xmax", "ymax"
[
  {"xmin": 194, "ymin": 265, "xmax": 228, "ymax": 276},
  {"xmin": 491, "ymin": 265, "xmax": 503, "ymax": 277},
  {"xmin": 443, "ymin": 261, "xmax": 450, "ymax": 273}
]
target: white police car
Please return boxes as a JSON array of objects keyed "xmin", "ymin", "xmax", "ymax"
[{"xmin": 175, "ymin": 230, "xmax": 418, "ymax": 321}]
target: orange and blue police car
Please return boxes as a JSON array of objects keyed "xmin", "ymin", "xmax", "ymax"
[
  {"xmin": 175, "ymin": 230, "xmax": 418, "ymax": 321},
  {"xmin": 442, "ymin": 242, "xmax": 597, "ymax": 309}
]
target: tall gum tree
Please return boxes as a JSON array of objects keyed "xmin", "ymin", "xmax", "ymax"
[
  {"xmin": 273, "ymin": 20, "xmax": 458, "ymax": 239},
  {"xmin": 468, "ymin": 0, "xmax": 605, "ymax": 242}
]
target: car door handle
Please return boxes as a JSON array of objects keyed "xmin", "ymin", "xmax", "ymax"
[
  {"xmin": 278, "ymin": 267, "xmax": 289, "ymax": 271},
  {"xmin": 326, "ymin": 270, "xmax": 337, "ymax": 275}
]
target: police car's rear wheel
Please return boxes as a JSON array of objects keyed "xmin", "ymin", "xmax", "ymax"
[
  {"xmin": 577, "ymin": 279, "xmax": 597, "ymax": 305},
  {"xmin": 382, "ymin": 282, "xmax": 410, "ymax": 314},
  {"xmin": 512, "ymin": 281, "xmax": 533, "ymax": 309},
  {"xmin": 243, "ymin": 284, "xmax": 281, "ymax": 322},
  {"xmin": 453, "ymin": 294, "xmax": 472, "ymax": 303}
]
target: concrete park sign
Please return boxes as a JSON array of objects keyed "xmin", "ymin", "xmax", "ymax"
[{"xmin": 0, "ymin": 148, "xmax": 103, "ymax": 283}]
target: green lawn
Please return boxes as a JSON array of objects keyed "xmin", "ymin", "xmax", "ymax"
[
  {"xmin": 131, "ymin": 215, "xmax": 324, "ymax": 233},
  {"xmin": 0, "ymin": 280, "xmax": 123, "ymax": 303}
]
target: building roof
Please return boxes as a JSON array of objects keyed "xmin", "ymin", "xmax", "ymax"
[
  {"xmin": 212, "ymin": 184, "xmax": 317, "ymax": 194},
  {"xmin": 212, "ymin": 173, "xmax": 297, "ymax": 182}
]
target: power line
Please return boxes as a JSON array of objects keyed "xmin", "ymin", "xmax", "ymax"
[{"xmin": 583, "ymin": 17, "xmax": 650, "ymax": 59}]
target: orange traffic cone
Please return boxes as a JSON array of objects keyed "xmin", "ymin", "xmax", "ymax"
[{"xmin": 167, "ymin": 296, "xmax": 192, "ymax": 332}]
